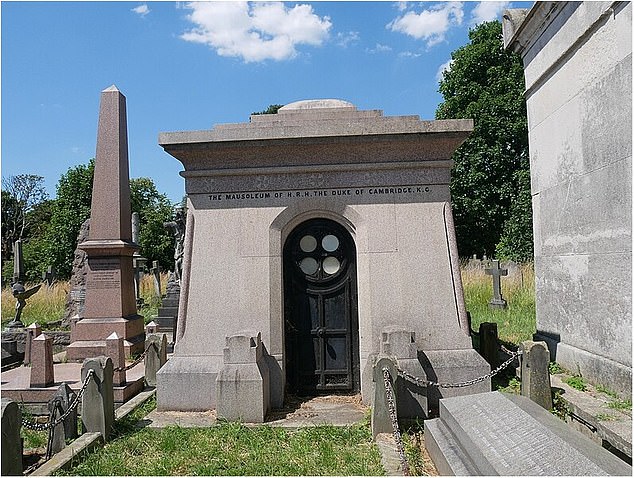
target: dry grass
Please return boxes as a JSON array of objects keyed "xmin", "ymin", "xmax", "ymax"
[{"xmin": 1, "ymin": 281, "xmax": 68, "ymax": 328}]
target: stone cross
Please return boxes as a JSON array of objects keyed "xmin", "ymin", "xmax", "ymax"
[{"xmin": 485, "ymin": 259, "xmax": 508, "ymax": 309}]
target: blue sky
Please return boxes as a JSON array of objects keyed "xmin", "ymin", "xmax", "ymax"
[{"xmin": 2, "ymin": 1, "xmax": 532, "ymax": 203}]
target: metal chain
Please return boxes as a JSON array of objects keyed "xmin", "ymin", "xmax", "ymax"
[
  {"xmin": 113, "ymin": 346, "xmax": 151, "ymax": 372},
  {"xmin": 397, "ymin": 347, "xmax": 522, "ymax": 389},
  {"xmin": 21, "ymin": 369, "xmax": 94, "ymax": 431},
  {"xmin": 382, "ymin": 367, "xmax": 410, "ymax": 476}
]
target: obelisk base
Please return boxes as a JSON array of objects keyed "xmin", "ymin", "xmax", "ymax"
[{"xmin": 67, "ymin": 315, "xmax": 145, "ymax": 360}]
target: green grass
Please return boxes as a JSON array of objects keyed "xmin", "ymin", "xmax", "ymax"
[
  {"xmin": 461, "ymin": 262, "xmax": 536, "ymax": 345},
  {"xmin": 59, "ymin": 423, "xmax": 383, "ymax": 476},
  {"xmin": 564, "ymin": 375, "xmax": 587, "ymax": 392}
]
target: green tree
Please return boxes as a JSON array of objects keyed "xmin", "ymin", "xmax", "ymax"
[
  {"xmin": 1, "ymin": 174, "xmax": 48, "ymax": 263},
  {"xmin": 130, "ymin": 178, "xmax": 175, "ymax": 271},
  {"xmin": 436, "ymin": 21, "xmax": 532, "ymax": 261},
  {"xmin": 252, "ymin": 104, "xmax": 283, "ymax": 115},
  {"xmin": 45, "ymin": 160, "xmax": 95, "ymax": 279}
]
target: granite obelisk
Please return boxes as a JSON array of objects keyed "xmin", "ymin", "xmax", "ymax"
[{"xmin": 67, "ymin": 85, "xmax": 144, "ymax": 360}]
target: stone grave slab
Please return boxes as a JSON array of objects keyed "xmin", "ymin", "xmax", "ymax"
[{"xmin": 425, "ymin": 391, "xmax": 631, "ymax": 475}]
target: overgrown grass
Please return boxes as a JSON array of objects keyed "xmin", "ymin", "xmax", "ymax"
[
  {"xmin": 1, "ymin": 281, "xmax": 68, "ymax": 329},
  {"xmin": 59, "ymin": 420, "xmax": 384, "ymax": 476},
  {"xmin": 1, "ymin": 273, "xmax": 169, "ymax": 328},
  {"xmin": 461, "ymin": 262, "xmax": 536, "ymax": 345}
]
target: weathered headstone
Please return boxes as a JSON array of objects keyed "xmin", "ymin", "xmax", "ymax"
[
  {"xmin": 1, "ymin": 398, "xmax": 23, "ymax": 476},
  {"xmin": 371, "ymin": 356, "xmax": 398, "ymax": 437},
  {"xmin": 30, "ymin": 334, "xmax": 54, "ymax": 388},
  {"xmin": 479, "ymin": 322, "xmax": 500, "ymax": 369},
  {"xmin": 425, "ymin": 391, "xmax": 631, "ymax": 475},
  {"xmin": 520, "ymin": 340, "xmax": 552, "ymax": 410},
  {"xmin": 485, "ymin": 259, "xmax": 508, "ymax": 309},
  {"xmin": 150, "ymin": 261, "xmax": 162, "ymax": 297},
  {"xmin": 81, "ymin": 356, "xmax": 114, "ymax": 440},
  {"xmin": 47, "ymin": 383, "xmax": 78, "ymax": 450},
  {"xmin": 42, "ymin": 266, "xmax": 56, "ymax": 287},
  {"xmin": 24, "ymin": 322, "xmax": 42, "ymax": 365},
  {"xmin": 63, "ymin": 218, "xmax": 90, "ymax": 328},
  {"xmin": 144, "ymin": 333, "xmax": 167, "ymax": 387},
  {"xmin": 67, "ymin": 86, "xmax": 145, "ymax": 360},
  {"xmin": 216, "ymin": 332, "xmax": 270, "ymax": 423}
]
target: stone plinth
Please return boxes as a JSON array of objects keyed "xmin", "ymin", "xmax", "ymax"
[
  {"xmin": 24, "ymin": 322, "xmax": 42, "ymax": 366},
  {"xmin": 30, "ymin": 334, "xmax": 54, "ymax": 388},
  {"xmin": 216, "ymin": 332, "xmax": 270, "ymax": 423},
  {"xmin": 68, "ymin": 86, "xmax": 144, "ymax": 360}
]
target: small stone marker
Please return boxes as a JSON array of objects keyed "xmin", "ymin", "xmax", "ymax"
[
  {"xmin": 144, "ymin": 333, "xmax": 167, "ymax": 387},
  {"xmin": 216, "ymin": 332, "xmax": 270, "ymax": 423},
  {"xmin": 30, "ymin": 334, "xmax": 54, "ymax": 387},
  {"xmin": 106, "ymin": 332, "xmax": 126, "ymax": 386},
  {"xmin": 145, "ymin": 321, "xmax": 158, "ymax": 334},
  {"xmin": 81, "ymin": 356, "xmax": 114, "ymax": 440},
  {"xmin": 425, "ymin": 391, "xmax": 632, "ymax": 475},
  {"xmin": 1, "ymin": 398, "xmax": 23, "ymax": 476},
  {"xmin": 520, "ymin": 340, "xmax": 552, "ymax": 410},
  {"xmin": 24, "ymin": 322, "xmax": 42, "ymax": 365},
  {"xmin": 151, "ymin": 261, "xmax": 162, "ymax": 297},
  {"xmin": 485, "ymin": 259, "xmax": 508, "ymax": 309},
  {"xmin": 371, "ymin": 356, "xmax": 398, "ymax": 437},
  {"xmin": 42, "ymin": 265, "xmax": 56, "ymax": 287},
  {"xmin": 48, "ymin": 383, "xmax": 78, "ymax": 445}
]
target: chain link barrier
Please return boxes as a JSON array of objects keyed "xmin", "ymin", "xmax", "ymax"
[
  {"xmin": 21, "ymin": 369, "xmax": 94, "ymax": 431},
  {"xmin": 113, "ymin": 346, "xmax": 150, "ymax": 372},
  {"xmin": 382, "ymin": 367, "xmax": 410, "ymax": 476},
  {"xmin": 396, "ymin": 346, "xmax": 522, "ymax": 389}
]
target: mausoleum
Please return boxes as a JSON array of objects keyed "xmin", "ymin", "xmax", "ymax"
[{"xmin": 156, "ymin": 100, "xmax": 490, "ymax": 417}]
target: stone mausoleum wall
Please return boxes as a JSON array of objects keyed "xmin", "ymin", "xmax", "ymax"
[{"xmin": 504, "ymin": 2, "xmax": 632, "ymax": 396}]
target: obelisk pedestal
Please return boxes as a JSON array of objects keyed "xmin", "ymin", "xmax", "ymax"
[{"xmin": 67, "ymin": 86, "xmax": 144, "ymax": 360}]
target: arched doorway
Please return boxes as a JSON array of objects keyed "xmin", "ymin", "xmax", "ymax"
[{"xmin": 283, "ymin": 218, "xmax": 360, "ymax": 394}]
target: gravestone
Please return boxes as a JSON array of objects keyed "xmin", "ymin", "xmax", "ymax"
[
  {"xmin": 1, "ymin": 398, "xmax": 23, "ymax": 476},
  {"xmin": 30, "ymin": 334, "xmax": 54, "ymax": 388},
  {"xmin": 144, "ymin": 333, "xmax": 168, "ymax": 387},
  {"xmin": 425, "ymin": 391, "xmax": 631, "ymax": 475},
  {"xmin": 157, "ymin": 99, "xmax": 490, "ymax": 412},
  {"xmin": 1, "ymin": 339, "xmax": 22, "ymax": 368},
  {"xmin": 520, "ymin": 340, "xmax": 552, "ymax": 410},
  {"xmin": 485, "ymin": 259, "xmax": 508, "ymax": 309},
  {"xmin": 81, "ymin": 356, "xmax": 114, "ymax": 440},
  {"xmin": 150, "ymin": 261, "xmax": 162, "ymax": 297},
  {"xmin": 42, "ymin": 266, "xmax": 56, "ymax": 287},
  {"xmin": 63, "ymin": 218, "xmax": 90, "ymax": 328},
  {"xmin": 67, "ymin": 86, "xmax": 145, "ymax": 360},
  {"xmin": 24, "ymin": 322, "xmax": 42, "ymax": 365},
  {"xmin": 131, "ymin": 212, "xmax": 147, "ymax": 308}
]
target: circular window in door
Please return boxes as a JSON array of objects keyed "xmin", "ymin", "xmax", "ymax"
[{"xmin": 283, "ymin": 218, "xmax": 360, "ymax": 394}]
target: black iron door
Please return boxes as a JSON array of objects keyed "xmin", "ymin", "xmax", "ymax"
[{"xmin": 284, "ymin": 219, "xmax": 360, "ymax": 394}]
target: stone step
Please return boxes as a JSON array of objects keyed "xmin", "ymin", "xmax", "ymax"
[{"xmin": 425, "ymin": 391, "xmax": 632, "ymax": 476}]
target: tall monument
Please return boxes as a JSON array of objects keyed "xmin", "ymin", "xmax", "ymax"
[{"xmin": 67, "ymin": 86, "xmax": 144, "ymax": 360}]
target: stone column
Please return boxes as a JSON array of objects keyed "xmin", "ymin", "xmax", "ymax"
[
  {"xmin": 30, "ymin": 334, "xmax": 54, "ymax": 388},
  {"xmin": 1, "ymin": 398, "xmax": 22, "ymax": 476},
  {"xmin": 106, "ymin": 332, "xmax": 126, "ymax": 386},
  {"xmin": 24, "ymin": 322, "xmax": 42, "ymax": 365},
  {"xmin": 67, "ymin": 86, "xmax": 144, "ymax": 361},
  {"xmin": 81, "ymin": 356, "xmax": 114, "ymax": 440},
  {"xmin": 216, "ymin": 332, "xmax": 270, "ymax": 423},
  {"xmin": 520, "ymin": 341, "xmax": 552, "ymax": 410}
]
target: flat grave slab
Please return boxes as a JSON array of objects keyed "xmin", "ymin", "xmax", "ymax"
[{"xmin": 425, "ymin": 391, "xmax": 631, "ymax": 476}]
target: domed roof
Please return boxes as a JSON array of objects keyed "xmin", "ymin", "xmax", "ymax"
[{"xmin": 279, "ymin": 99, "xmax": 356, "ymax": 111}]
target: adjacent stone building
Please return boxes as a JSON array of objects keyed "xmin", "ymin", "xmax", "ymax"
[{"xmin": 503, "ymin": 2, "xmax": 632, "ymax": 396}]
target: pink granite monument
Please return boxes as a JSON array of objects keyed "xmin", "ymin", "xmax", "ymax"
[
  {"xmin": 67, "ymin": 86, "xmax": 144, "ymax": 360},
  {"xmin": 30, "ymin": 334, "xmax": 54, "ymax": 388}
]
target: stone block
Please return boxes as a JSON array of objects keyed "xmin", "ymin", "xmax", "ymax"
[
  {"xmin": 425, "ymin": 391, "xmax": 631, "ymax": 475},
  {"xmin": 30, "ymin": 334, "xmax": 54, "ymax": 388},
  {"xmin": 1, "ymin": 398, "xmax": 22, "ymax": 476},
  {"xmin": 24, "ymin": 322, "xmax": 42, "ymax": 365},
  {"xmin": 216, "ymin": 332, "xmax": 270, "ymax": 423},
  {"xmin": 106, "ymin": 332, "xmax": 126, "ymax": 386},
  {"xmin": 520, "ymin": 340, "xmax": 552, "ymax": 410},
  {"xmin": 144, "ymin": 333, "xmax": 167, "ymax": 387},
  {"xmin": 157, "ymin": 356, "xmax": 219, "ymax": 411},
  {"xmin": 380, "ymin": 328, "xmax": 416, "ymax": 359},
  {"xmin": 81, "ymin": 356, "xmax": 114, "ymax": 440}
]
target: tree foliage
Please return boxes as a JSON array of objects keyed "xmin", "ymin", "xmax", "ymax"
[
  {"xmin": 252, "ymin": 104, "xmax": 283, "ymax": 115},
  {"xmin": 436, "ymin": 21, "xmax": 532, "ymax": 261},
  {"xmin": 1, "ymin": 174, "xmax": 48, "ymax": 264}
]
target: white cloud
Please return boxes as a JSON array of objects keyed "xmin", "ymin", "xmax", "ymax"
[
  {"xmin": 336, "ymin": 31, "xmax": 360, "ymax": 48},
  {"xmin": 436, "ymin": 58, "xmax": 454, "ymax": 82},
  {"xmin": 387, "ymin": 2, "xmax": 464, "ymax": 48},
  {"xmin": 132, "ymin": 4, "xmax": 150, "ymax": 17},
  {"xmin": 398, "ymin": 51, "xmax": 421, "ymax": 58},
  {"xmin": 180, "ymin": 2, "xmax": 332, "ymax": 63},
  {"xmin": 366, "ymin": 43, "xmax": 393, "ymax": 54},
  {"xmin": 470, "ymin": 1, "xmax": 510, "ymax": 24}
]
